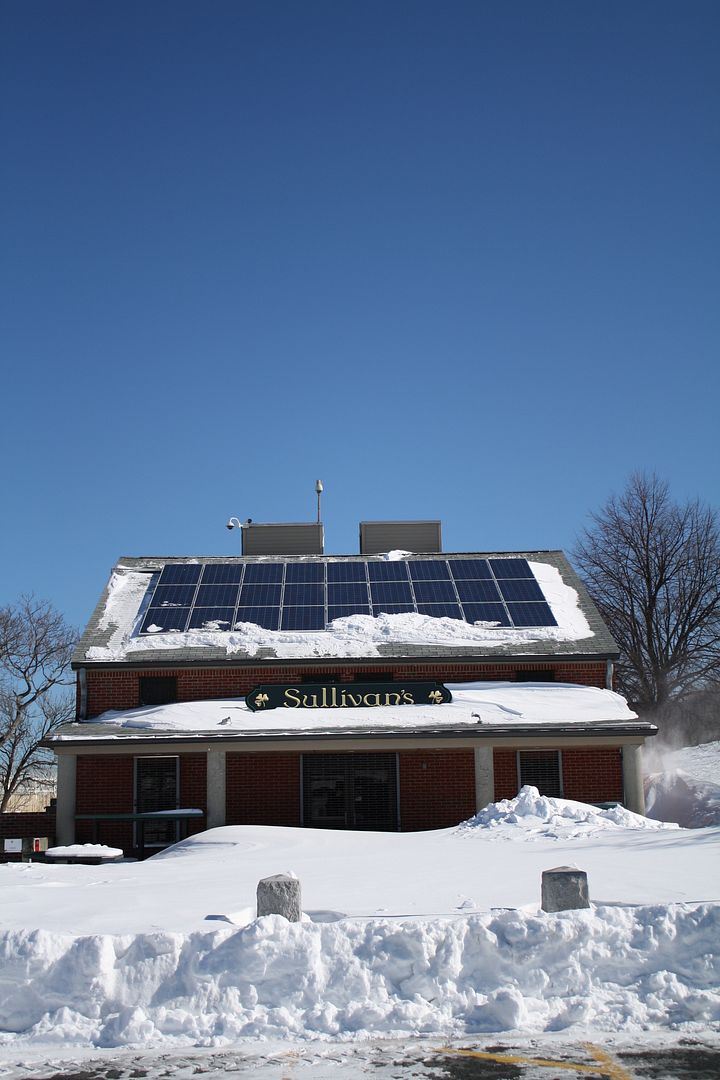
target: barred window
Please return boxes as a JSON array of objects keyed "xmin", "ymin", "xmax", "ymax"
[{"xmin": 517, "ymin": 750, "xmax": 562, "ymax": 797}]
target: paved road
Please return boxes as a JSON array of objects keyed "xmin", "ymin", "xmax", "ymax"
[{"xmin": 3, "ymin": 1036, "xmax": 720, "ymax": 1080}]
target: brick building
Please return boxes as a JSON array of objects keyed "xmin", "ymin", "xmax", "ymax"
[{"xmin": 47, "ymin": 521, "xmax": 656, "ymax": 855}]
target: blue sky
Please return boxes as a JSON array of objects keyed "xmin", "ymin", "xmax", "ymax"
[{"xmin": 1, "ymin": 0, "xmax": 718, "ymax": 631}]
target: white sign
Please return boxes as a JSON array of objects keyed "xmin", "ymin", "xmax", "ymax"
[{"xmin": 3, "ymin": 838, "xmax": 22, "ymax": 854}]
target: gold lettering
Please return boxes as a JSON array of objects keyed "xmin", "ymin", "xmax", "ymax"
[
  {"xmin": 402, "ymin": 690, "xmax": 415, "ymax": 704},
  {"xmin": 384, "ymin": 692, "xmax": 402, "ymax": 706},
  {"xmin": 331, "ymin": 686, "xmax": 338, "ymax": 707},
  {"xmin": 363, "ymin": 693, "xmax": 381, "ymax": 707},
  {"xmin": 321, "ymin": 687, "xmax": 328, "ymax": 708},
  {"xmin": 347, "ymin": 692, "xmax": 362, "ymax": 707},
  {"xmin": 284, "ymin": 688, "xmax": 302, "ymax": 708}
]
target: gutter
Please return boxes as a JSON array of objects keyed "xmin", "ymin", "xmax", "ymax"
[{"xmin": 43, "ymin": 720, "xmax": 658, "ymax": 748}]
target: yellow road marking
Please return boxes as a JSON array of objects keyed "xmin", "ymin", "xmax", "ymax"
[
  {"xmin": 438, "ymin": 1043, "xmax": 635, "ymax": 1078},
  {"xmin": 585, "ymin": 1043, "xmax": 635, "ymax": 1080}
]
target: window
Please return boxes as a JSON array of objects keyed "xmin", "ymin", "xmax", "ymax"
[
  {"xmin": 139, "ymin": 676, "xmax": 178, "ymax": 707},
  {"xmin": 302, "ymin": 753, "xmax": 399, "ymax": 830},
  {"xmin": 134, "ymin": 756, "xmax": 179, "ymax": 847},
  {"xmin": 517, "ymin": 750, "xmax": 562, "ymax": 797},
  {"xmin": 515, "ymin": 670, "xmax": 555, "ymax": 682}
]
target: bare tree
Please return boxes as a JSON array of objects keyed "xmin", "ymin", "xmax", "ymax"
[
  {"xmin": 0, "ymin": 596, "xmax": 77, "ymax": 809},
  {"xmin": 573, "ymin": 474, "xmax": 720, "ymax": 716}
]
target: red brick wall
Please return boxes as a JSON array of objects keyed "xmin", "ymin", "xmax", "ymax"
[
  {"xmin": 562, "ymin": 748, "xmax": 624, "ymax": 803},
  {"xmin": 493, "ymin": 750, "xmax": 519, "ymax": 800},
  {"xmin": 0, "ymin": 811, "xmax": 56, "ymax": 862},
  {"xmin": 398, "ymin": 749, "xmax": 476, "ymax": 830},
  {"xmin": 83, "ymin": 661, "xmax": 608, "ymax": 718},
  {"xmin": 493, "ymin": 746, "xmax": 625, "ymax": 804},
  {"xmin": 226, "ymin": 752, "xmax": 302, "ymax": 827},
  {"xmin": 75, "ymin": 755, "xmax": 135, "ymax": 847},
  {"xmin": 179, "ymin": 754, "xmax": 207, "ymax": 837}
]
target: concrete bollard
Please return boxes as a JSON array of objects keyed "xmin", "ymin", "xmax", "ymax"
[
  {"xmin": 257, "ymin": 874, "xmax": 302, "ymax": 922},
  {"xmin": 541, "ymin": 866, "xmax": 590, "ymax": 912}
]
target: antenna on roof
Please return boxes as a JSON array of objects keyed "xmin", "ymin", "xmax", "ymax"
[{"xmin": 315, "ymin": 479, "xmax": 324, "ymax": 523}]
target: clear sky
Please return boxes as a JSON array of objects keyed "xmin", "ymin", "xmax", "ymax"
[{"xmin": 1, "ymin": 0, "xmax": 718, "ymax": 631}]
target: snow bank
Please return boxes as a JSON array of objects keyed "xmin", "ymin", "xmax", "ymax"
[
  {"xmin": 1, "ymin": 904, "xmax": 718, "ymax": 1050},
  {"xmin": 73, "ymin": 684, "xmax": 637, "ymax": 737},
  {"xmin": 458, "ymin": 785, "xmax": 677, "ymax": 839}
]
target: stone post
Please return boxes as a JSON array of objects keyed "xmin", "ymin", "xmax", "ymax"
[
  {"xmin": 622, "ymin": 744, "xmax": 646, "ymax": 815},
  {"xmin": 257, "ymin": 874, "xmax": 302, "ymax": 921},
  {"xmin": 541, "ymin": 866, "xmax": 590, "ymax": 912}
]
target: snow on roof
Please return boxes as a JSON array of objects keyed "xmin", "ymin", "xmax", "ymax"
[
  {"xmin": 55, "ymin": 683, "xmax": 640, "ymax": 741},
  {"xmin": 75, "ymin": 553, "xmax": 616, "ymax": 664}
]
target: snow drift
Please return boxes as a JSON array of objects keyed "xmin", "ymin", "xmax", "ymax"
[{"xmin": 1, "ymin": 904, "xmax": 719, "ymax": 1050}]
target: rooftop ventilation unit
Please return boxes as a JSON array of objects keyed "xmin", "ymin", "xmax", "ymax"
[
  {"xmin": 242, "ymin": 522, "xmax": 325, "ymax": 556},
  {"xmin": 359, "ymin": 520, "xmax": 442, "ymax": 555}
]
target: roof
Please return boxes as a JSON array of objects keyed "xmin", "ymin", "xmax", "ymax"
[
  {"xmin": 73, "ymin": 550, "xmax": 619, "ymax": 667},
  {"xmin": 47, "ymin": 683, "xmax": 655, "ymax": 746}
]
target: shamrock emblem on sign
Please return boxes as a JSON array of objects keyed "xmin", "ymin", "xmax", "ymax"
[
  {"xmin": 254, "ymin": 693, "xmax": 269, "ymax": 708},
  {"xmin": 428, "ymin": 690, "xmax": 443, "ymax": 704}
]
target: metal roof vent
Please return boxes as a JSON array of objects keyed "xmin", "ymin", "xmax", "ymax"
[
  {"xmin": 359, "ymin": 520, "xmax": 442, "ymax": 555},
  {"xmin": 242, "ymin": 522, "xmax": 324, "ymax": 556}
]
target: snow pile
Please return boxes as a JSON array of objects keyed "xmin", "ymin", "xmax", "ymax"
[
  {"xmin": 645, "ymin": 741, "xmax": 720, "ymax": 828},
  {"xmin": 1, "ymin": 788, "xmax": 718, "ymax": 1053},
  {"xmin": 0, "ymin": 904, "xmax": 718, "ymax": 1050},
  {"xmin": 457, "ymin": 786, "xmax": 678, "ymax": 839},
  {"xmin": 45, "ymin": 845, "xmax": 124, "ymax": 859},
  {"xmin": 72, "ymin": 683, "xmax": 638, "ymax": 737},
  {"xmin": 85, "ymin": 562, "xmax": 594, "ymax": 660}
]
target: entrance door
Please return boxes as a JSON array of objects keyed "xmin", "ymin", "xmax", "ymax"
[{"xmin": 302, "ymin": 753, "xmax": 399, "ymax": 831}]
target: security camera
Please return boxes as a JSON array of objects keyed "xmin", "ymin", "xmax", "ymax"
[{"xmin": 226, "ymin": 521, "xmax": 234, "ymax": 530}]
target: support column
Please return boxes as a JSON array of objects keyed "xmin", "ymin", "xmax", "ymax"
[
  {"xmin": 55, "ymin": 753, "xmax": 77, "ymax": 845},
  {"xmin": 474, "ymin": 746, "xmax": 495, "ymax": 812},
  {"xmin": 622, "ymin": 744, "xmax": 645, "ymax": 814},
  {"xmin": 206, "ymin": 748, "xmax": 227, "ymax": 829}
]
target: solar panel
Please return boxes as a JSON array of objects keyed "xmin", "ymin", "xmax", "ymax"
[
  {"xmin": 200, "ymin": 563, "xmax": 245, "ymax": 584},
  {"xmin": 157, "ymin": 564, "xmax": 202, "ymax": 586},
  {"xmin": 327, "ymin": 604, "xmax": 371, "ymax": 621},
  {"xmin": 141, "ymin": 607, "xmax": 191, "ymax": 633},
  {"xmin": 506, "ymin": 602, "xmax": 557, "ymax": 627},
  {"xmin": 285, "ymin": 562, "xmax": 325, "ymax": 584},
  {"xmin": 408, "ymin": 560, "xmax": 451, "ymax": 581},
  {"xmin": 242, "ymin": 563, "xmax": 284, "ymax": 584},
  {"xmin": 283, "ymin": 583, "xmax": 324, "ymax": 606},
  {"xmin": 497, "ymin": 578, "xmax": 545, "ymax": 602},
  {"xmin": 369, "ymin": 581, "xmax": 414, "ymax": 604},
  {"xmin": 455, "ymin": 579, "xmax": 502, "ymax": 603},
  {"xmin": 461, "ymin": 603, "xmax": 511, "ymax": 626},
  {"xmin": 188, "ymin": 607, "xmax": 235, "ymax": 630},
  {"xmin": 281, "ymin": 606, "xmax": 325, "ymax": 631},
  {"xmin": 489, "ymin": 558, "xmax": 534, "ymax": 579},
  {"xmin": 447, "ymin": 559, "xmax": 492, "ymax": 579},
  {"xmin": 234, "ymin": 606, "xmax": 280, "ymax": 630},
  {"xmin": 367, "ymin": 561, "xmax": 410, "ymax": 582},
  {"xmin": 239, "ymin": 583, "xmax": 282, "ymax": 606},
  {"xmin": 194, "ymin": 584, "xmax": 240, "ymax": 607},
  {"xmin": 327, "ymin": 582, "xmax": 370, "ymax": 606},
  {"xmin": 151, "ymin": 585, "xmax": 197, "ymax": 607},
  {"xmin": 138, "ymin": 556, "xmax": 560, "ymax": 634},
  {"xmin": 327, "ymin": 562, "xmax": 368, "ymax": 583},
  {"xmin": 416, "ymin": 603, "xmax": 463, "ymax": 620},
  {"xmin": 412, "ymin": 579, "xmax": 457, "ymax": 603}
]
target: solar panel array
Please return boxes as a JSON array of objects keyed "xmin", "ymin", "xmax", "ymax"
[{"xmin": 138, "ymin": 557, "xmax": 557, "ymax": 634}]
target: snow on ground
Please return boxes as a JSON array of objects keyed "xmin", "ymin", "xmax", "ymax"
[
  {"xmin": 66, "ymin": 682, "xmax": 638, "ymax": 737},
  {"xmin": 1, "ymin": 788, "xmax": 719, "ymax": 1053},
  {"xmin": 85, "ymin": 561, "xmax": 594, "ymax": 660},
  {"xmin": 646, "ymin": 739, "xmax": 720, "ymax": 828}
]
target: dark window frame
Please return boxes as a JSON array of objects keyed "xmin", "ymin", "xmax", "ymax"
[
  {"xmin": 138, "ymin": 676, "xmax": 178, "ymax": 707},
  {"xmin": 516, "ymin": 750, "xmax": 563, "ymax": 797}
]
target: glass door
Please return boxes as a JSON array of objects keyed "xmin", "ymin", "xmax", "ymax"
[{"xmin": 302, "ymin": 753, "xmax": 399, "ymax": 830}]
